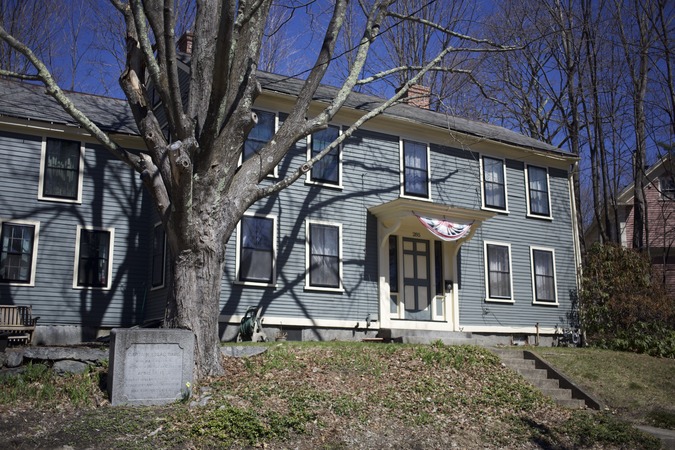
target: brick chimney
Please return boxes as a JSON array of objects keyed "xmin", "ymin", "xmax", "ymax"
[
  {"xmin": 177, "ymin": 32, "xmax": 193, "ymax": 55},
  {"xmin": 399, "ymin": 84, "xmax": 431, "ymax": 109}
]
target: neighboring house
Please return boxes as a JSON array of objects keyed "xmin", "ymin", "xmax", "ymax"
[
  {"xmin": 0, "ymin": 69, "xmax": 581, "ymax": 345},
  {"xmin": 611, "ymin": 155, "xmax": 675, "ymax": 295}
]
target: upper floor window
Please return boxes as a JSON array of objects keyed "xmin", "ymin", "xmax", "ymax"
[
  {"xmin": 306, "ymin": 220, "xmax": 342, "ymax": 290},
  {"xmin": 244, "ymin": 109, "xmax": 276, "ymax": 163},
  {"xmin": 0, "ymin": 221, "xmax": 39, "ymax": 286},
  {"xmin": 660, "ymin": 176, "xmax": 675, "ymax": 200},
  {"xmin": 526, "ymin": 165, "xmax": 551, "ymax": 218},
  {"xmin": 402, "ymin": 139, "xmax": 429, "ymax": 198},
  {"xmin": 482, "ymin": 156, "xmax": 507, "ymax": 212},
  {"xmin": 484, "ymin": 241, "xmax": 513, "ymax": 302},
  {"xmin": 39, "ymin": 138, "xmax": 84, "ymax": 203},
  {"xmin": 74, "ymin": 226, "xmax": 114, "ymax": 289},
  {"xmin": 307, "ymin": 125, "xmax": 341, "ymax": 187},
  {"xmin": 151, "ymin": 223, "xmax": 166, "ymax": 290},
  {"xmin": 531, "ymin": 247, "xmax": 557, "ymax": 305},
  {"xmin": 237, "ymin": 215, "xmax": 276, "ymax": 286}
]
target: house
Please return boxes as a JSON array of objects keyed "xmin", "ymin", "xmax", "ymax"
[
  {"xmin": 0, "ymin": 70, "xmax": 581, "ymax": 346},
  {"xmin": 610, "ymin": 155, "xmax": 675, "ymax": 295}
]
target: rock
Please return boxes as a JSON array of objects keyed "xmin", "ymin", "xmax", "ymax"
[
  {"xmin": 221, "ymin": 346, "xmax": 268, "ymax": 358},
  {"xmin": 53, "ymin": 360, "xmax": 89, "ymax": 375},
  {"xmin": 0, "ymin": 353, "xmax": 7, "ymax": 368},
  {"xmin": 5, "ymin": 350, "xmax": 23, "ymax": 368}
]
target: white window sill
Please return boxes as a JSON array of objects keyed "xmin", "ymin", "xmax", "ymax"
[{"xmin": 484, "ymin": 298, "xmax": 515, "ymax": 304}]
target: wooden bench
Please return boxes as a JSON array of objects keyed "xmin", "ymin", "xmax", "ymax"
[{"xmin": 0, "ymin": 305, "xmax": 39, "ymax": 345}]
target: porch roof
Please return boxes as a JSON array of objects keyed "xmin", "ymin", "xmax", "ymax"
[{"xmin": 368, "ymin": 198, "xmax": 496, "ymax": 239}]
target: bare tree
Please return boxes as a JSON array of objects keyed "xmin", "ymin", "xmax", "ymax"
[
  {"xmin": 614, "ymin": 0, "xmax": 659, "ymax": 251},
  {"xmin": 0, "ymin": 0, "xmax": 62, "ymax": 80},
  {"xmin": 0, "ymin": 0, "xmax": 510, "ymax": 379}
]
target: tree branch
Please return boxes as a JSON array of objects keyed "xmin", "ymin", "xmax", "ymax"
[{"xmin": 0, "ymin": 69, "xmax": 40, "ymax": 80}]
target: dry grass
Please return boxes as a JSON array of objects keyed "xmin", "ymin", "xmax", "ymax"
[
  {"xmin": 534, "ymin": 346, "xmax": 675, "ymax": 428},
  {"xmin": 0, "ymin": 342, "xmax": 664, "ymax": 449}
]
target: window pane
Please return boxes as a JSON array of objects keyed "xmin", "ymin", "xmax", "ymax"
[
  {"xmin": 483, "ymin": 157, "xmax": 506, "ymax": 209},
  {"xmin": 311, "ymin": 126, "xmax": 340, "ymax": 183},
  {"xmin": 487, "ymin": 244, "xmax": 511, "ymax": 298},
  {"xmin": 389, "ymin": 235, "xmax": 398, "ymax": 293},
  {"xmin": 240, "ymin": 217, "xmax": 274, "ymax": 282},
  {"xmin": 243, "ymin": 110, "xmax": 275, "ymax": 161},
  {"xmin": 151, "ymin": 225, "xmax": 166, "ymax": 288},
  {"xmin": 44, "ymin": 138, "xmax": 80, "ymax": 199},
  {"xmin": 77, "ymin": 230, "xmax": 111, "ymax": 287},
  {"xmin": 0, "ymin": 224, "xmax": 35, "ymax": 283},
  {"xmin": 434, "ymin": 240, "xmax": 443, "ymax": 295},
  {"xmin": 404, "ymin": 140, "xmax": 428, "ymax": 197},
  {"xmin": 533, "ymin": 250, "xmax": 555, "ymax": 302},
  {"xmin": 309, "ymin": 224, "xmax": 340, "ymax": 288},
  {"xmin": 528, "ymin": 166, "xmax": 550, "ymax": 216}
]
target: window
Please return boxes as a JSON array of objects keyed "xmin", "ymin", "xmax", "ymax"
[
  {"xmin": 484, "ymin": 242, "xmax": 513, "ymax": 302},
  {"xmin": 402, "ymin": 140, "xmax": 429, "ymax": 198},
  {"xmin": 526, "ymin": 165, "xmax": 551, "ymax": 217},
  {"xmin": 0, "ymin": 221, "xmax": 39, "ymax": 286},
  {"xmin": 434, "ymin": 240, "xmax": 444, "ymax": 295},
  {"xmin": 482, "ymin": 156, "xmax": 507, "ymax": 211},
  {"xmin": 307, "ymin": 221, "xmax": 342, "ymax": 290},
  {"xmin": 660, "ymin": 176, "xmax": 675, "ymax": 200},
  {"xmin": 151, "ymin": 223, "xmax": 166, "ymax": 289},
  {"xmin": 308, "ymin": 125, "xmax": 341, "ymax": 186},
  {"xmin": 389, "ymin": 235, "xmax": 398, "ymax": 292},
  {"xmin": 531, "ymin": 247, "xmax": 557, "ymax": 304},
  {"xmin": 74, "ymin": 227, "xmax": 114, "ymax": 289},
  {"xmin": 39, "ymin": 137, "xmax": 83, "ymax": 202},
  {"xmin": 237, "ymin": 215, "xmax": 275, "ymax": 285},
  {"xmin": 244, "ymin": 109, "xmax": 276, "ymax": 162}
]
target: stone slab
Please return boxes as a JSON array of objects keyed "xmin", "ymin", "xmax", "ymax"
[
  {"xmin": 108, "ymin": 329, "xmax": 194, "ymax": 406},
  {"xmin": 23, "ymin": 347, "xmax": 107, "ymax": 363},
  {"xmin": 221, "ymin": 346, "xmax": 268, "ymax": 358}
]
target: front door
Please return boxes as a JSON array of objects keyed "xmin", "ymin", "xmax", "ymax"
[{"xmin": 402, "ymin": 238, "xmax": 431, "ymax": 320}]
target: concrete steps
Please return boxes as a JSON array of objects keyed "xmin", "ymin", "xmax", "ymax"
[
  {"xmin": 378, "ymin": 328, "xmax": 477, "ymax": 345},
  {"xmin": 493, "ymin": 348, "xmax": 590, "ymax": 409}
]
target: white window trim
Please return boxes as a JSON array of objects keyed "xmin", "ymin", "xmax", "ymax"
[
  {"xmin": 72, "ymin": 225, "xmax": 115, "ymax": 290},
  {"xmin": 483, "ymin": 240, "xmax": 514, "ymax": 303},
  {"xmin": 305, "ymin": 125, "xmax": 343, "ymax": 189},
  {"xmin": 399, "ymin": 138, "xmax": 432, "ymax": 201},
  {"xmin": 480, "ymin": 155, "xmax": 509, "ymax": 214},
  {"xmin": 305, "ymin": 219, "xmax": 344, "ymax": 292},
  {"xmin": 239, "ymin": 108, "xmax": 279, "ymax": 178},
  {"xmin": 38, "ymin": 137, "xmax": 85, "ymax": 204},
  {"xmin": 150, "ymin": 222, "xmax": 167, "ymax": 291},
  {"xmin": 525, "ymin": 164, "xmax": 553, "ymax": 220},
  {"xmin": 530, "ymin": 246, "xmax": 559, "ymax": 306},
  {"xmin": 0, "ymin": 218, "xmax": 40, "ymax": 287},
  {"xmin": 235, "ymin": 213, "xmax": 277, "ymax": 288}
]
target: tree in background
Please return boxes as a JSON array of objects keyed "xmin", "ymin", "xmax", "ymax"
[{"xmin": 0, "ymin": 0, "xmax": 510, "ymax": 379}]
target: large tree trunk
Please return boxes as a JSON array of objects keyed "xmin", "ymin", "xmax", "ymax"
[{"xmin": 165, "ymin": 246, "xmax": 226, "ymax": 378}]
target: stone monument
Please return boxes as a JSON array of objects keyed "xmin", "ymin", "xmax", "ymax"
[{"xmin": 108, "ymin": 328, "xmax": 194, "ymax": 406}]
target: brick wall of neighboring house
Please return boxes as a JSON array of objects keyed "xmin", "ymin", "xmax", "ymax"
[
  {"xmin": 622, "ymin": 178, "xmax": 675, "ymax": 250},
  {"xmin": 622, "ymin": 176, "xmax": 675, "ymax": 294}
]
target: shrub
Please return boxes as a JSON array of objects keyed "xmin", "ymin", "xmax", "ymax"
[{"xmin": 580, "ymin": 243, "xmax": 675, "ymax": 357}]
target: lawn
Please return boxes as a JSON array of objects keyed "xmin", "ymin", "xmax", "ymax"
[
  {"xmin": 0, "ymin": 342, "xmax": 666, "ymax": 449},
  {"xmin": 534, "ymin": 346, "xmax": 675, "ymax": 429}
]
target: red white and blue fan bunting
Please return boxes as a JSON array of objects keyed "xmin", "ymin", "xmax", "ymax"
[{"xmin": 414, "ymin": 213, "xmax": 473, "ymax": 241}]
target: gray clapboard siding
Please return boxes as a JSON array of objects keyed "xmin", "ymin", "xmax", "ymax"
[
  {"xmin": 219, "ymin": 128, "xmax": 397, "ymax": 322},
  {"xmin": 457, "ymin": 159, "xmax": 576, "ymax": 329},
  {"xmin": 0, "ymin": 131, "xmax": 153, "ymax": 328}
]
